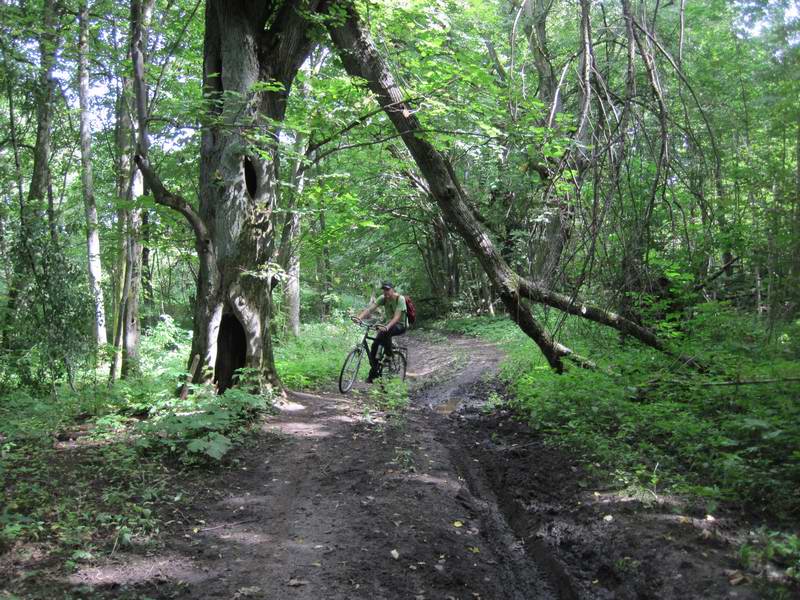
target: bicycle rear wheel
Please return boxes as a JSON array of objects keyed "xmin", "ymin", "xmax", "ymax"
[
  {"xmin": 383, "ymin": 351, "xmax": 407, "ymax": 381},
  {"xmin": 338, "ymin": 347, "xmax": 363, "ymax": 393}
]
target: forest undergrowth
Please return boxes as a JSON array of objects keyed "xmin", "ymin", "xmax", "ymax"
[
  {"xmin": 2, "ymin": 308, "xmax": 799, "ymax": 585},
  {"xmin": 0, "ymin": 313, "xmax": 389, "ymax": 575},
  {"xmin": 0, "ymin": 317, "xmax": 273, "ymax": 566},
  {"xmin": 439, "ymin": 304, "xmax": 800, "ymax": 582}
]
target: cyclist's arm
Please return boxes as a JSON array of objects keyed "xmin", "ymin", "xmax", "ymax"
[
  {"xmin": 357, "ymin": 302, "xmax": 378, "ymax": 320},
  {"xmin": 383, "ymin": 308, "xmax": 402, "ymax": 330}
]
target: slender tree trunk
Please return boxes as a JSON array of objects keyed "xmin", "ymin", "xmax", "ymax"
[
  {"xmin": 0, "ymin": 46, "xmax": 27, "ymax": 348},
  {"xmin": 319, "ymin": 208, "xmax": 333, "ymax": 318},
  {"xmin": 142, "ymin": 211, "xmax": 156, "ymax": 318},
  {"xmin": 277, "ymin": 133, "xmax": 309, "ymax": 338},
  {"xmin": 109, "ymin": 79, "xmax": 133, "ymax": 381},
  {"xmin": 285, "ymin": 222, "xmax": 301, "ymax": 336},
  {"xmin": 121, "ymin": 0, "xmax": 155, "ymax": 378},
  {"xmin": 29, "ymin": 0, "xmax": 58, "ymax": 237},
  {"xmin": 78, "ymin": 0, "xmax": 108, "ymax": 348},
  {"xmin": 109, "ymin": 214, "xmax": 127, "ymax": 381},
  {"xmin": 279, "ymin": 186, "xmax": 303, "ymax": 337},
  {"xmin": 122, "ymin": 174, "xmax": 144, "ymax": 377},
  {"xmin": 792, "ymin": 112, "xmax": 800, "ymax": 305},
  {"xmin": 755, "ymin": 266, "xmax": 763, "ymax": 316}
]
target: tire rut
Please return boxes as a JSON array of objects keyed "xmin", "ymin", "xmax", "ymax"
[{"xmin": 65, "ymin": 332, "xmax": 573, "ymax": 599}]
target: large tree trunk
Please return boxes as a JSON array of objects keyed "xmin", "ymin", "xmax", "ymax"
[
  {"xmin": 138, "ymin": 1, "xmax": 322, "ymax": 392},
  {"xmin": 196, "ymin": 1, "xmax": 319, "ymax": 391},
  {"xmin": 78, "ymin": 0, "xmax": 108, "ymax": 348}
]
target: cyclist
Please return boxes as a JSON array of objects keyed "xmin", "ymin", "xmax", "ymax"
[{"xmin": 356, "ymin": 280, "xmax": 408, "ymax": 383}]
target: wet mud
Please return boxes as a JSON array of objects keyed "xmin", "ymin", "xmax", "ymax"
[{"xmin": 3, "ymin": 331, "xmax": 773, "ymax": 599}]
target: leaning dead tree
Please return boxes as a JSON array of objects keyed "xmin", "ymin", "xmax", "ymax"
[{"xmin": 325, "ymin": 0, "xmax": 699, "ymax": 372}]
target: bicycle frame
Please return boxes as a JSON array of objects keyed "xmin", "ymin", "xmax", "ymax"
[{"xmin": 354, "ymin": 320, "xmax": 382, "ymax": 370}]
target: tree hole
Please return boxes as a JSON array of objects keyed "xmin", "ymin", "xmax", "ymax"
[
  {"xmin": 244, "ymin": 156, "xmax": 258, "ymax": 199},
  {"xmin": 215, "ymin": 314, "xmax": 247, "ymax": 394}
]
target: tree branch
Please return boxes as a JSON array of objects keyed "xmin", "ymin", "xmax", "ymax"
[{"xmin": 133, "ymin": 155, "xmax": 209, "ymax": 243}]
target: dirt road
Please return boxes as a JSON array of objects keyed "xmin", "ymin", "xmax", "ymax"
[{"xmin": 64, "ymin": 331, "xmax": 763, "ymax": 599}]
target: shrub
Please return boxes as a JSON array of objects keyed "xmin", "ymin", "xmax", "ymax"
[{"xmin": 439, "ymin": 307, "xmax": 800, "ymax": 518}]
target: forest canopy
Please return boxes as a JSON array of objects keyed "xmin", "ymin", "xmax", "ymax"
[{"xmin": 2, "ymin": 0, "xmax": 798, "ymax": 384}]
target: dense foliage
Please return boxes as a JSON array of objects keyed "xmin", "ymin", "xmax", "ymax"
[
  {"xmin": 0, "ymin": 0, "xmax": 798, "ymax": 588},
  {"xmin": 442, "ymin": 310, "xmax": 800, "ymax": 519}
]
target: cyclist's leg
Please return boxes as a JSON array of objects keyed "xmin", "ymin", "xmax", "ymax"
[
  {"xmin": 368, "ymin": 334, "xmax": 386, "ymax": 380},
  {"xmin": 385, "ymin": 332, "xmax": 394, "ymax": 357},
  {"xmin": 385, "ymin": 324, "xmax": 406, "ymax": 356}
]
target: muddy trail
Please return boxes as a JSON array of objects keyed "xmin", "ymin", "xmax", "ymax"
[{"xmin": 48, "ymin": 332, "xmax": 763, "ymax": 598}]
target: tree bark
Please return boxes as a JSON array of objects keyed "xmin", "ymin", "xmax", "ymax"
[
  {"xmin": 318, "ymin": 208, "xmax": 333, "ymax": 318},
  {"xmin": 28, "ymin": 0, "xmax": 58, "ymax": 239},
  {"xmin": 136, "ymin": 0, "xmax": 324, "ymax": 392},
  {"xmin": 122, "ymin": 173, "xmax": 144, "ymax": 377},
  {"xmin": 0, "ymin": 44, "xmax": 27, "ymax": 348},
  {"xmin": 793, "ymin": 112, "xmax": 800, "ymax": 299},
  {"xmin": 78, "ymin": 0, "xmax": 108, "ymax": 348},
  {"xmin": 277, "ymin": 142, "xmax": 306, "ymax": 338},
  {"xmin": 109, "ymin": 78, "xmax": 133, "ymax": 382},
  {"xmin": 284, "ymin": 220, "xmax": 301, "ymax": 336},
  {"xmin": 121, "ymin": 0, "xmax": 155, "ymax": 378}
]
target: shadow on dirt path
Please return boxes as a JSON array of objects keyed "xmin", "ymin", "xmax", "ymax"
[
  {"xmin": 57, "ymin": 331, "xmax": 561, "ymax": 599},
  {"xmin": 29, "ymin": 330, "xmax": 771, "ymax": 599}
]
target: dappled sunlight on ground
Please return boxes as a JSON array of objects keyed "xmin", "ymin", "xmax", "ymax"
[
  {"xmin": 68, "ymin": 554, "xmax": 204, "ymax": 587},
  {"xmin": 266, "ymin": 420, "xmax": 334, "ymax": 438},
  {"xmin": 328, "ymin": 414, "xmax": 361, "ymax": 424},
  {"xmin": 209, "ymin": 530, "xmax": 275, "ymax": 545},
  {"xmin": 393, "ymin": 471, "xmax": 461, "ymax": 492},
  {"xmin": 274, "ymin": 399, "xmax": 307, "ymax": 412}
]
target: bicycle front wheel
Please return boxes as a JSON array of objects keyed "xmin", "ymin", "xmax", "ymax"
[
  {"xmin": 384, "ymin": 351, "xmax": 407, "ymax": 381},
  {"xmin": 338, "ymin": 347, "xmax": 363, "ymax": 393}
]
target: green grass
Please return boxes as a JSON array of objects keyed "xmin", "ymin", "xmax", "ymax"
[
  {"xmin": 437, "ymin": 306, "xmax": 800, "ymax": 520},
  {"xmin": 274, "ymin": 318, "xmax": 364, "ymax": 389}
]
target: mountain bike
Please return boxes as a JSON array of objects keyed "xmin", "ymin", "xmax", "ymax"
[{"xmin": 338, "ymin": 317, "xmax": 407, "ymax": 393}]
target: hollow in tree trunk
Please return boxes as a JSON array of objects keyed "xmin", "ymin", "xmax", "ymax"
[{"xmin": 139, "ymin": 1, "xmax": 322, "ymax": 392}]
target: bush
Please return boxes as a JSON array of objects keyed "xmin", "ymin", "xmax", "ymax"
[
  {"xmin": 135, "ymin": 377, "xmax": 272, "ymax": 463},
  {"xmin": 439, "ymin": 307, "xmax": 800, "ymax": 519},
  {"xmin": 0, "ymin": 320, "xmax": 273, "ymax": 556}
]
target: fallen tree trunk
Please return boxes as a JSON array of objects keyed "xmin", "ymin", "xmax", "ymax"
[{"xmin": 326, "ymin": 2, "xmax": 694, "ymax": 372}]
